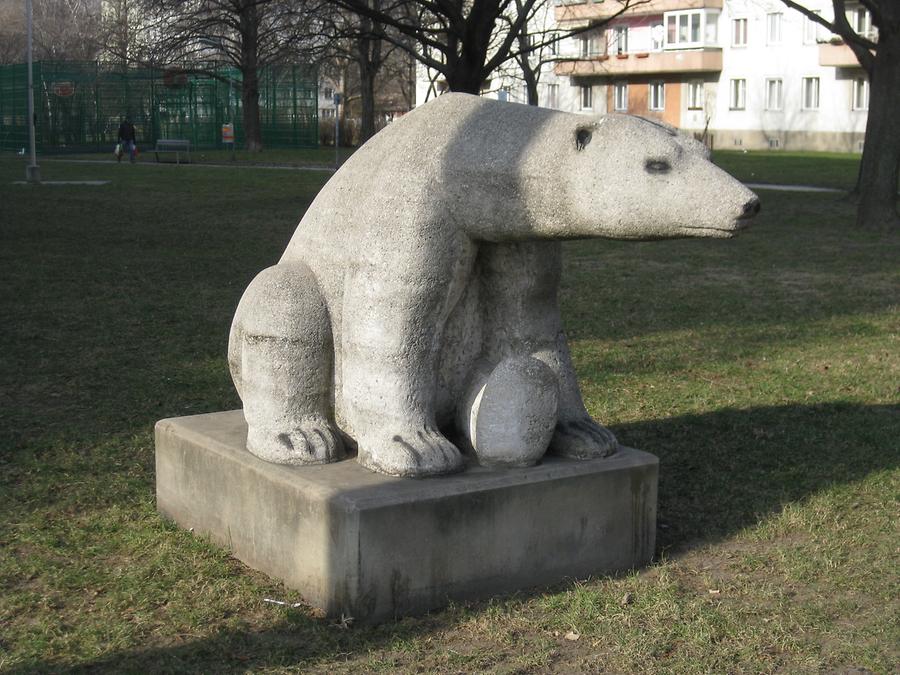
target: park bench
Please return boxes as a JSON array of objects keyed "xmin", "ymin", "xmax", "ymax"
[{"xmin": 154, "ymin": 139, "xmax": 192, "ymax": 164}]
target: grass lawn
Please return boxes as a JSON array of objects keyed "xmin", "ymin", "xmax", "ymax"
[
  {"xmin": 1, "ymin": 154, "xmax": 898, "ymax": 673},
  {"xmin": 712, "ymin": 150, "xmax": 862, "ymax": 191}
]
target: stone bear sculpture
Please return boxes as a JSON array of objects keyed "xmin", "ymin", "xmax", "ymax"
[{"xmin": 228, "ymin": 93, "xmax": 759, "ymax": 477}]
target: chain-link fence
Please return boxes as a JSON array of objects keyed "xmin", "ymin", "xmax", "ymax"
[{"xmin": 0, "ymin": 61, "xmax": 318, "ymax": 153}]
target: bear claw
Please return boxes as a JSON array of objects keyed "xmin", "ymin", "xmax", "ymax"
[
  {"xmin": 357, "ymin": 426, "xmax": 465, "ymax": 477},
  {"xmin": 246, "ymin": 418, "xmax": 346, "ymax": 465}
]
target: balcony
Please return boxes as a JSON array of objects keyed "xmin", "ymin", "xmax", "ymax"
[
  {"xmin": 554, "ymin": 48, "xmax": 722, "ymax": 76},
  {"xmin": 556, "ymin": 0, "xmax": 723, "ymax": 25},
  {"xmin": 818, "ymin": 43, "xmax": 864, "ymax": 67}
]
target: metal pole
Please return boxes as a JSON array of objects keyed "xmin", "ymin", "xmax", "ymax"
[{"xmin": 25, "ymin": 0, "xmax": 40, "ymax": 182}]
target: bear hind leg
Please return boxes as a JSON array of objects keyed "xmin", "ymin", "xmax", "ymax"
[{"xmin": 230, "ymin": 262, "xmax": 345, "ymax": 465}]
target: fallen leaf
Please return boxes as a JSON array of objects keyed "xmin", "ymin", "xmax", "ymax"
[
  {"xmin": 564, "ymin": 631, "xmax": 580, "ymax": 641},
  {"xmin": 621, "ymin": 592, "xmax": 634, "ymax": 606}
]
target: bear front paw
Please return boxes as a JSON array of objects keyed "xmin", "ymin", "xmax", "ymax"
[
  {"xmin": 549, "ymin": 417, "xmax": 618, "ymax": 459},
  {"xmin": 246, "ymin": 417, "xmax": 346, "ymax": 465},
  {"xmin": 357, "ymin": 427, "xmax": 465, "ymax": 477}
]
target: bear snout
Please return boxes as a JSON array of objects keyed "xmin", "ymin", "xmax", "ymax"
[{"xmin": 739, "ymin": 197, "xmax": 761, "ymax": 220}]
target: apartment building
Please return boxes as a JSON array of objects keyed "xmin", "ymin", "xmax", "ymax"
[{"xmin": 415, "ymin": 0, "xmax": 872, "ymax": 152}]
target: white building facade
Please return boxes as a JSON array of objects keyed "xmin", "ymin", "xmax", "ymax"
[{"xmin": 415, "ymin": 0, "xmax": 872, "ymax": 152}]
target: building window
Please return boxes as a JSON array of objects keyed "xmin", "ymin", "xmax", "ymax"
[
  {"xmin": 804, "ymin": 11, "xmax": 822, "ymax": 44},
  {"xmin": 687, "ymin": 80, "xmax": 703, "ymax": 110},
  {"xmin": 580, "ymin": 32, "xmax": 602, "ymax": 57},
  {"xmin": 548, "ymin": 32, "xmax": 559, "ymax": 56},
  {"xmin": 767, "ymin": 13, "xmax": 782, "ymax": 45},
  {"xmin": 732, "ymin": 18, "xmax": 748, "ymax": 46},
  {"xmin": 666, "ymin": 10, "xmax": 716, "ymax": 48},
  {"xmin": 802, "ymin": 77, "xmax": 820, "ymax": 109},
  {"xmin": 668, "ymin": 12, "xmax": 700, "ymax": 46},
  {"xmin": 854, "ymin": 7, "xmax": 875, "ymax": 40},
  {"xmin": 853, "ymin": 77, "xmax": 869, "ymax": 110},
  {"xmin": 766, "ymin": 78, "xmax": 783, "ymax": 110},
  {"xmin": 614, "ymin": 82, "xmax": 628, "ymax": 111},
  {"xmin": 581, "ymin": 84, "xmax": 593, "ymax": 110},
  {"xmin": 730, "ymin": 78, "xmax": 746, "ymax": 110},
  {"xmin": 705, "ymin": 16, "xmax": 718, "ymax": 44},
  {"xmin": 323, "ymin": 87, "xmax": 334, "ymax": 99},
  {"xmin": 546, "ymin": 83, "xmax": 559, "ymax": 109},
  {"xmin": 651, "ymin": 23, "xmax": 664, "ymax": 51},
  {"xmin": 614, "ymin": 25, "xmax": 629, "ymax": 54},
  {"xmin": 649, "ymin": 81, "xmax": 665, "ymax": 111}
]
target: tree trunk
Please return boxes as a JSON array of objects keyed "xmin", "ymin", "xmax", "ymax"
[
  {"xmin": 445, "ymin": 65, "xmax": 485, "ymax": 94},
  {"xmin": 855, "ymin": 35, "xmax": 900, "ymax": 229},
  {"xmin": 358, "ymin": 62, "xmax": 377, "ymax": 142},
  {"xmin": 445, "ymin": 46, "xmax": 492, "ymax": 95},
  {"xmin": 356, "ymin": 24, "xmax": 380, "ymax": 143},
  {"xmin": 444, "ymin": 22, "xmax": 492, "ymax": 94},
  {"xmin": 239, "ymin": 0, "xmax": 263, "ymax": 153},
  {"xmin": 515, "ymin": 0, "xmax": 540, "ymax": 105},
  {"xmin": 524, "ymin": 70, "xmax": 539, "ymax": 105}
]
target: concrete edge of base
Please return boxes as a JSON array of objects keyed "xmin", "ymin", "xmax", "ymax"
[{"xmin": 156, "ymin": 409, "xmax": 658, "ymax": 623}]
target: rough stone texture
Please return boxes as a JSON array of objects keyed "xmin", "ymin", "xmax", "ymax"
[
  {"xmin": 457, "ymin": 356, "xmax": 559, "ymax": 467},
  {"xmin": 156, "ymin": 410, "xmax": 658, "ymax": 623},
  {"xmin": 228, "ymin": 93, "xmax": 759, "ymax": 477}
]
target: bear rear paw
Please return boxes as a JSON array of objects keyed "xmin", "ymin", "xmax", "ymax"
[{"xmin": 549, "ymin": 416, "xmax": 618, "ymax": 459}]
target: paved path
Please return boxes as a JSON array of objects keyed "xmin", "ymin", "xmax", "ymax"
[
  {"xmin": 745, "ymin": 182, "xmax": 843, "ymax": 193},
  {"xmin": 13, "ymin": 179, "xmax": 110, "ymax": 185},
  {"xmin": 42, "ymin": 158, "xmax": 336, "ymax": 172}
]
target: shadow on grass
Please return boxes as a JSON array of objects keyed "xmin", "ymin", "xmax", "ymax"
[
  {"xmin": 614, "ymin": 401, "xmax": 899, "ymax": 553},
  {"xmin": 8, "ymin": 401, "xmax": 898, "ymax": 675}
]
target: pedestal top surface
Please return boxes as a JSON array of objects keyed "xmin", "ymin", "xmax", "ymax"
[{"xmin": 157, "ymin": 409, "xmax": 657, "ymax": 509}]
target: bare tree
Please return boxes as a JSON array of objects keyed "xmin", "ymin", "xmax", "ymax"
[
  {"xmin": 116, "ymin": 0, "xmax": 331, "ymax": 152},
  {"xmin": 780, "ymin": 0, "xmax": 899, "ymax": 228},
  {"xmin": 329, "ymin": 0, "xmax": 644, "ymax": 96},
  {"xmin": 0, "ymin": 0, "xmax": 26, "ymax": 64},
  {"xmin": 321, "ymin": 5, "xmax": 416, "ymax": 143},
  {"xmin": 504, "ymin": 0, "xmax": 561, "ymax": 105},
  {"xmin": 0, "ymin": 0, "xmax": 101, "ymax": 63},
  {"xmin": 34, "ymin": 0, "xmax": 101, "ymax": 60},
  {"xmin": 100, "ymin": 0, "xmax": 141, "ymax": 66}
]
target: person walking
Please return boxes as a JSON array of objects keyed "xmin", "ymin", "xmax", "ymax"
[{"xmin": 117, "ymin": 117, "xmax": 137, "ymax": 163}]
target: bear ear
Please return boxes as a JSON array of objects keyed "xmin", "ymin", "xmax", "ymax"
[
  {"xmin": 574, "ymin": 120, "xmax": 602, "ymax": 151},
  {"xmin": 575, "ymin": 128, "xmax": 591, "ymax": 151}
]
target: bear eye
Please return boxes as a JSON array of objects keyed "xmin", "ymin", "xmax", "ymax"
[
  {"xmin": 645, "ymin": 159, "xmax": 671, "ymax": 174},
  {"xmin": 575, "ymin": 128, "xmax": 592, "ymax": 151}
]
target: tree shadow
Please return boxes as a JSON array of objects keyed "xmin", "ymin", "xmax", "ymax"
[
  {"xmin": 613, "ymin": 401, "xmax": 899, "ymax": 553},
  {"xmin": 9, "ymin": 401, "xmax": 897, "ymax": 674}
]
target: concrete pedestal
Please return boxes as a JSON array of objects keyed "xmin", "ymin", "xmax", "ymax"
[{"xmin": 155, "ymin": 410, "xmax": 658, "ymax": 623}]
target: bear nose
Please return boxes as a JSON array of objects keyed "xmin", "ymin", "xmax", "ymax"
[{"xmin": 740, "ymin": 198, "xmax": 761, "ymax": 219}]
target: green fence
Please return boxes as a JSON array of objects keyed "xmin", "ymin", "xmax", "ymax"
[{"xmin": 0, "ymin": 61, "xmax": 318, "ymax": 153}]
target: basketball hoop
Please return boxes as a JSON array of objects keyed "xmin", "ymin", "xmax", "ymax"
[
  {"xmin": 50, "ymin": 81, "xmax": 75, "ymax": 97},
  {"xmin": 163, "ymin": 70, "xmax": 189, "ymax": 88}
]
